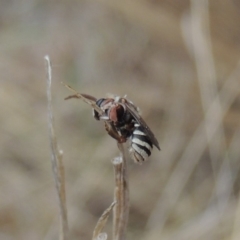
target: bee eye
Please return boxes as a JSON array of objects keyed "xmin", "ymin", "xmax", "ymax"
[{"xmin": 116, "ymin": 105, "xmax": 125, "ymax": 120}]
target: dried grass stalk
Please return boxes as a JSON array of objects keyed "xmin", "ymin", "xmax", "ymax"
[
  {"xmin": 45, "ymin": 55, "xmax": 68, "ymax": 240},
  {"xmin": 64, "ymin": 84, "xmax": 130, "ymax": 240},
  {"xmin": 95, "ymin": 233, "xmax": 108, "ymax": 240},
  {"xmin": 63, "ymin": 84, "xmax": 104, "ymax": 114},
  {"xmin": 112, "ymin": 143, "xmax": 129, "ymax": 240},
  {"xmin": 92, "ymin": 201, "xmax": 116, "ymax": 240}
]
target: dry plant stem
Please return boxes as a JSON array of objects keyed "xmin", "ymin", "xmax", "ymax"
[
  {"xmin": 63, "ymin": 84, "xmax": 104, "ymax": 115},
  {"xmin": 45, "ymin": 56, "xmax": 68, "ymax": 240},
  {"xmin": 64, "ymin": 83, "xmax": 130, "ymax": 239},
  {"xmin": 113, "ymin": 143, "xmax": 129, "ymax": 240},
  {"xmin": 92, "ymin": 201, "xmax": 116, "ymax": 240}
]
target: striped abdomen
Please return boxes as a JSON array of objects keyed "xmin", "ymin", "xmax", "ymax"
[{"xmin": 130, "ymin": 124, "xmax": 153, "ymax": 164}]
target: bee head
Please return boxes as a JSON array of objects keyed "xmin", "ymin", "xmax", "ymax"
[{"xmin": 108, "ymin": 104, "xmax": 125, "ymax": 122}]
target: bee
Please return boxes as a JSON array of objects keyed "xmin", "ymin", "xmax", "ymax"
[
  {"xmin": 92, "ymin": 96, "xmax": 160, "ymax": 164},
  {"xmin": 64, "ymin": 88, "xmax": 160, "ymax": 164}
]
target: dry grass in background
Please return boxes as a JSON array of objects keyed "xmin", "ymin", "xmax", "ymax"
[{"xmin": 1, "ymin": 0, "xmax": 240, "ymax": 240}]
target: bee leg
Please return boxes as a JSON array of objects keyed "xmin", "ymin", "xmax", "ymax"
[{"xmin": 104, "ymin": 122, "xmax": 126, "ymax": 143}]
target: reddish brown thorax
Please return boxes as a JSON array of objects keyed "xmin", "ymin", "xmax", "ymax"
[{"xmin": 109, "ymin": 104, "xmax": 122, "ymax": 122}]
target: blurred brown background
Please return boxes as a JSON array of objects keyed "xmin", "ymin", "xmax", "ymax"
[{"xmin": 1, "ymin": 0, "xmax": 240, "ymax": 239}]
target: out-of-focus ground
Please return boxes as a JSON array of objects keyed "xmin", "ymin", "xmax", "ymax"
[{"xmin": 1, "ymin": 0, "xmax": 240, "ymax": 239}]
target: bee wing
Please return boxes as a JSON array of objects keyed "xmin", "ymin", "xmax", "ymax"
[{"xmin": 123, "ymin": 99, "xmax": 160, "ymax": 150}]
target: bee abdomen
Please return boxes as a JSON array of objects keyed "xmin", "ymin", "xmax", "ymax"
[{"xmin": 130, "ymin": 125, "xmax": 153, "ymax": 163}]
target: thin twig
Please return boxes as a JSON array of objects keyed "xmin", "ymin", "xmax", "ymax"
[
  {"xmin": 92, "ymin": 201, "xmax": 116, "ymax": 240},
  {"xmin": 45, "ymin": 55, "xmax": 68, "ymax": 240},
  {"xmin": 112, "ymin": 143, "xmax": 129, "ymax": 240},
  {"xmin": 64, "ymin": 84, "xmax": 130, "ymax": 239},
  {"xmin": 63, "ymin": 83, "xmax": 104, "ymax": 115}
]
